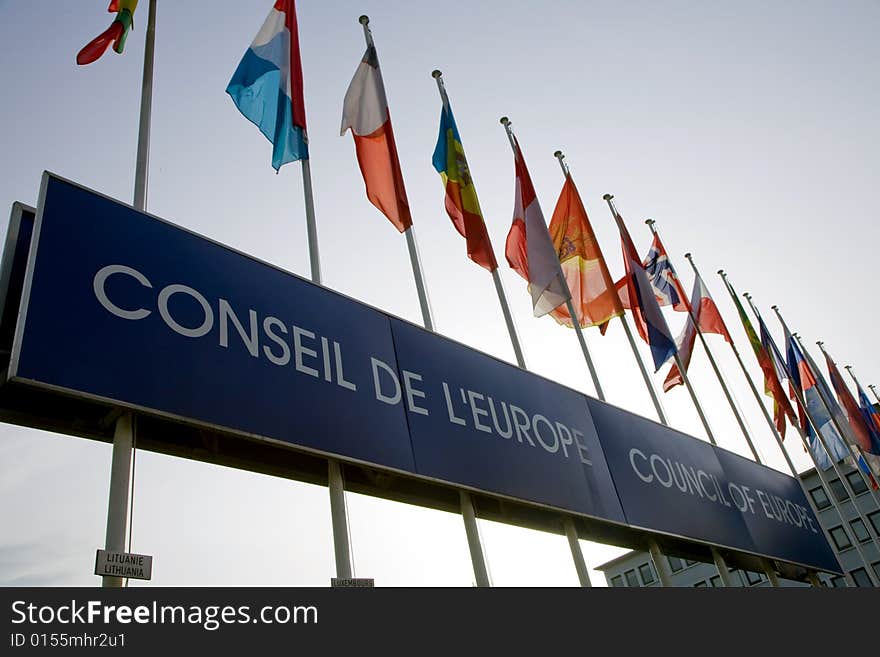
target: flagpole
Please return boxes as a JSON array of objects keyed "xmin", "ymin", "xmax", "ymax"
[
  {"xmin": 301, "ymin": 160, "xmax": 321, "ymax": 284},
  {"xmin": 544, "ymin": 155, "xmax": 663, "ymax": 421},
  {"xmin": 640, "ymin": 220, "xmax": 718, "ymax": 444},
  {"xmin": 817, "ymin": 344, "xmax": 880, "ymax": 481},
  {"xmin": 357, "ymin": 17, "xmax": 488, "ymax": 586},
  {"xmin": 717, "ymin": 272, "xmax": 861, "ymax": 585},
  {"xmin": 766, "ymin": 305, "xmax": 880, "ymax": 566},
  {"xmin": 602, "ymin": 196, "xmax": 683, "ymax": 428},
  {"xmin": 102, "ymin": 0, "xmax": 157, "ymax": 588},
  {"xmin": 432, "ymin": 72, "xmax": 526, "ymax": 369},
  {"xmin": 677, "ymin": 253, "xmax": 759, "ymax": 460},
  {"xmin": 499, "ymin": 119, "xmax": 605, "ymax": 400}
]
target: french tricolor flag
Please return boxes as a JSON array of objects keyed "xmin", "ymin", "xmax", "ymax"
[
  {"xmin": 227, "ymin": 0, "xmax": 308, "ymax": 171},
  {"xmin": 340, "ymin": 41, "xmax": 412, "ymax": 232}
]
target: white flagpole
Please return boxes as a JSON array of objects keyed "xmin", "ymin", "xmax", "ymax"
[
  {"xmin": 817, "ymin": 344, "xmax": 880, "ymax": 482},
  {"xmin": 640, "ymin": 220, "xmax": 717, "ymax": 444},
  {"xmin": 717, "ymin": 272, "xmax": 860, "ymax": 586},
  {"xmin": 602, "ymin": 194, "xmax": 688, "ymax": 430},
  {"xmin": 432, "ymin": 71, "xmax": 526, "ymax": 369},
  {"xmin": 680, "ymin": 255, "xmax": 761, "ymax": 461},
  {"xmin": 301, "ymin": 160, "xmax": 321, "ymax": 284},
  {"xmin": 499, "ymin": 119, "xmax": 605, "ymax": 400},
  {"xmin": 358, "ymin": 17, "xmax": 489, "ymax": 587},
  {"xmin": 102, "ymin": 0, "xmax": 156, "ymax": 588}
]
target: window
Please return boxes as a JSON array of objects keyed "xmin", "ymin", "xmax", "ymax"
[
  {"xmin": 868, "ymin": 510, "xmax": 880, "ymax": 535},
  {"xmin": 850, "ymin": 568, "xmax": 872, "ymax": 588},
  {"xmin": 829, "ymin": 575, "xmax": 847, "ymax": 588},
  {"xmin": 638, "ymin": 563, "xmax": 656, "ymax": 585},
  {"xmin": 709, "ymin": 575, "xmax": 722, "ymax": 587},
  {"xmin": 873, "ymin": 562, "xmax": 880, "ymax": 582},
  {"xmin": 693, "ymin": 580, "xmax": 708, "ymax": 587},
  {"xmin": 850, "ymin": 518, "xmax": 871, "ymax": 543},
  {"xmin": 829, "ymin": 525, "xmax": 853, "ymax": 550},
  {"xmin": 809, "ymin": 486, "xmax": 831, "ymax": 510},
  {"xmin": 828, "ymin": 478, "xmax": 850, "ymax": 502},
  {"xmin": 667, "ymin": 556, "xmax": 683, "ymax": 573},
  {"xmin": 610, "ymin": 575, "xmax": 625, "ymax": 588},
  {"xmin": 624, "ymin": 569, "xmax": 640, "ymax": 587},
  {"xmin": 845, "ymin": 471, "xmax": 869, "ymax": 495},
  {"xmin": 745, "ymin": 570, "xmax": 764, "ymax": 586},
  {"xmin": 684, "ymin": 559, "xmax": 698, "ymax": 568}
]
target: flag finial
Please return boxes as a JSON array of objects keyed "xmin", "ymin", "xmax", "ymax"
[
  {"xmin": 684, "ymin": 252, "xmax": 693, "ymax": 260},
  {"xmin": 717, "ymin": 269, "xmax": 725, "ymax": 276},
  {"xmin": 743, "ymin": 292, "xmax": 752, "ymax": 301},
  {"xmin": 553, "ymin": 150, "xmax": 563, "ymax": 158},
  {"xmin": 432, "ymin": 69, "xmax": 442, "ymax": 78},
  {"xmin": 500, "ymin": 116, "xmax": 510, "ymax": 126},
  {"xmin": 771, "ymin": 304, "xmax": 778, "ymax": 311},
  {"xmin": 602, "ymin": 193, "xmax": 613, "ymax": 201},
  {"xmin": 359, "ymin": 15, "xmax": 370, "ymax": 25},
  {"xmin": 845, "ymin": 364, "xmax": 853, "ymax": 371}
]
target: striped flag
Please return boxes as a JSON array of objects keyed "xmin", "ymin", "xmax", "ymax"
[
  {"xmin": 547, "ymin": 175, "xmax": 623, "ymax": 329},
  {"xmin": 825, "ymin": 354, "xmax": 880, "ymax": 455},
  {"xmin": 856, "ymin": 384, "xmax": 880, "ymax": 453},
  {"xmin": 227, "ymin": 0, "xmax": 308, "ymax": 170},
  {"xmin": 616, "ymin": 233, "xmax": 689, "ymax": 312},
  {"xmin": 432, "ymin": 96, "xmax": 496, "ymax": 270},
  {"xmin": 341, "ymin": 40, "xmax": 411, "ymax": 232},
  {"xmin": 613, "ymin": 213, "xmax": 676, "ymax": 371},
  {"xmin": 785, "ymin": 330, "xmax": 849, "ymax": 469},
  {"xmin": 504, "ymin": 135, "xmax": 570, "ymax": 316}
]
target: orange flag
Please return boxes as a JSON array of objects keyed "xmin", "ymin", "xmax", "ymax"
[{"xmin": 548, "ymin": 174, "xmax": 623, "ymax": 328}]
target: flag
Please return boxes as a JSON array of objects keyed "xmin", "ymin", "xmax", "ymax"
[
  {"xmin": 787, "ymin": 335, "xmax": 849, "ymax": 470},
  {"xmin": 757, "ymin": 316, "xmax": 798, "ymax": 434},
  {"xmin": 77, "ymin": 1, "xmax": 139, "ymax": 65},
  {"xmin": 227, "ymin": 0, "xmax": 308, "ymax": 170},
  {"xmin": 504, "ymin": 135, "xmax": 570, "ymax": 316},
  {"xmin": 856, "ymin": 384, "xmax": 880, "ymax": 454},
  {"xmin": 613, "ymin": 211, "xmax": 676, "ymax": 370},
  {"xmin": 663, "ymin": 274, "xmax": 731, "ymax": 390},
  {"xmin": 825, "ymin": 354, "xmax": 880, "ymax": 455},
  {"xmin": 546, "ymin": 175, "xmax": 623, "ymax": 328},
  {"xmin": 615, "ymin": 233, "xmax": 688, "ymax": 312},
  {"xmin": 432, "ymin": 96, "xmax": 496, "ymax": 271},
  {"xmin": 341, "ymin": 40, "xmax": 411, "ymax": 232},
  {"xmin": 723, "ymin": 282, "xmax": 794, "ymax": 437}
]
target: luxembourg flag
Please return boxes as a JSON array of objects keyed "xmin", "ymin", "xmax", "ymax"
[
  {"xmin": 227, "ymin": 0, "xmax": 308, "ymax": 171},
  {"xmin": 341, "ymin": 41, "xmax": 412, "ymax": 232}
]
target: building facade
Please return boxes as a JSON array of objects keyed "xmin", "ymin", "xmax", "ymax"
[{"xmin": 598, "ymin": 463, "xmax": 880, "ymax": 587}]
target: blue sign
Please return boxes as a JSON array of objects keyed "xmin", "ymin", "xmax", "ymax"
[
  {"xmin": 7, "ymin": 174, "xmax": 840, "ymax": 574},
  {"xmin": 588, "ymin": 398, "xmax": 840, "ymax": 573}
]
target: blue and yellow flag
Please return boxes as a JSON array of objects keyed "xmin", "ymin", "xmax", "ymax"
[{"xmin": 432, "ymin": 99, "xmax": 497, "ymax": 271}]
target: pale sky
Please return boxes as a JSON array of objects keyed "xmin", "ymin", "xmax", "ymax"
[{"xmin": 0, "ymin": 0, "xmax": 878, "ymax": 586}]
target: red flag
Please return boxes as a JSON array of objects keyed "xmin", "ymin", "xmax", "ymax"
[
  {"xmin": 505, "ymin": 136, "xmax": 570, "ymax": 316},
  {"xmin": 547, "ymin": 175, "xmax": 623, "ymax": 328},
  {"xmin": 341, "ymin": 44, "xmax": 412, "ymax": 232}
]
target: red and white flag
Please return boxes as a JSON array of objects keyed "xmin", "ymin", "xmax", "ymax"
[
  {"xmin": 664, "ymin": 272, "xmax": 732, "ymax": 390},
  {"xmin": 505, "ymin": 135, "xmax": 570, "ymax": 316},
  {"xmin": 341, "ymin": 45, "xmax": 412, "ymax": 232}
]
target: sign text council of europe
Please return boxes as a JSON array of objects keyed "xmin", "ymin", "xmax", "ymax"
[{"xmin": 7, "ymin": 174, "xmax": 839, "ymax": 573}]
